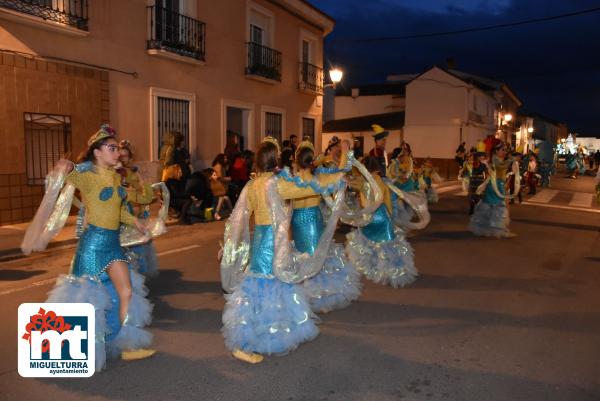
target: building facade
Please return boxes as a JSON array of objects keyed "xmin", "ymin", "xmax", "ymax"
[{"xmin": 0, "ymin": 0, "xmax": 334, "ymax": 225}]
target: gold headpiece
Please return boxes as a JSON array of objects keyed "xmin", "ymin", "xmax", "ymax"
[
  {"xmin": 262, "ymin": 136, "xmax": 280, "ymax": 154},
  {"xmin": 475, "ymin": 141, "xmax": 486, "ymax": 153},
  {"xmin": 296, "ymin": 139, "xmax": 314, "ymax": 156},
  {"xmin": 88, "ymin": 124, "xmax": 116, "ymax": 147}
]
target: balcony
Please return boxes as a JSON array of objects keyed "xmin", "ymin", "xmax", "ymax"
[
  {"xmin": 0, "ymin": 0, "xmax": 88, "ymax": 31},
  {"xmin": 245, "ymin": 42, "xmax": 281, "ymax": 82},
  {"xmin": 147, "ymin": 5, "xmax": 206, "ymax": 63},
  {"xmin": 298, "ymin": 62, "xmax": 324, "ymax": 94}
]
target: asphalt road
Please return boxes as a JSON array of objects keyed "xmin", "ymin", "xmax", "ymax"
[{"xmin": 0, "ymin": 177, "xmax": 599, "ymax": 401}]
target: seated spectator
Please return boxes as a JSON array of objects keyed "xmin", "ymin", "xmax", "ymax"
[{"xmin": 179, "ymin": 171, "xmax": 214, "ymax": 224}]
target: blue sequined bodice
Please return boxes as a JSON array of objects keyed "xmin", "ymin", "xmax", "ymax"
[
  {"xmin": 291, "ymin": 206, "xmax": 324, "ymax": 256},
  {"xmin": 250, "ymin": 225, "xmax": 274, "ymax": 275},
  {"xmin": 360, "ymin": 204, "xmax": 396, "ymax": 243},
  {"xmin": 483, "ymin": 179, "xmax": 505, "ymax": 206}
]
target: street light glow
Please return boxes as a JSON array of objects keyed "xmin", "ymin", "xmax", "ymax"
[
  {"xmin": 329, "ymin": 68, "xmax": 343, "ymax": 84},
  {"xmin": 503, "ymin": 113, "xmax": 513, "ymax": 122},
  {"xmin": 527, "ymin": 127, "xmax": 534, "ymax": 133}
]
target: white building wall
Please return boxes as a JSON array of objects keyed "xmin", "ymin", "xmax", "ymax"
[
  {"xmin": 334, "ymin": 95, "xmax": 404, "ymax": 120},
  {"xmin": 404, "ymin": 67, "xmax": 495, "ymax": 158}
]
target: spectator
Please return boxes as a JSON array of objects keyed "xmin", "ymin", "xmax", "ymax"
[
  {"xmin": 290, "ymin": 134, "xmax": 298, "ymax": 153},
  {"xmin": 280, "ymin": 147, "xmax": 294, "ymax": 170},
  {"xmin": 173, "ymin": 132, "xmax": 191, "ymax": 180},
  {"xmin": 159, "ymin": 131, "xmax": 182, "ymax": 182},
  {"xmin": 208, "ymin": 168, "xmax": 232, "ymax": 220},
  {"xmin": 212, "ymin": 153, "xmax": 230, "ymax": 182},
  {"xmin": 595, "ymin": 150, "xmax": 600, "ymax": 171},
  {"xmin": 180, "ymin": 171, "xmax": 214, "ymax": 224},
  {"xmin": 224, "ymin": 131, "xmax": 241, "ymax": 173}
]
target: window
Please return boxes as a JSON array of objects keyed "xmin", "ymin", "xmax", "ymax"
[
  {"xmin": 157, "ymin": 97, "xmax": 190, "ymax": 159},
  {"xmin": 265, "ymin": 112, "xmax": 282, "ymax": 143},
  {"xmin": 302, "ymin": 40, "xmax": 310, "ymax": 63},
  {"xmin": 302, "ymin": 117, "xmax": 315, "ymax": 144},
  {"xmin": 250, "ymin": 24, "xmax": 263, "ymax": 45},
  {"xmin": 24, "ymin": 113, "xmax": 71, "ymax": 185}
]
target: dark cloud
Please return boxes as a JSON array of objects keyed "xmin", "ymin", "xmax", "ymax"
[{"xmin": 309, "ymin": 0, "xmax": 600, "ymax": 133}]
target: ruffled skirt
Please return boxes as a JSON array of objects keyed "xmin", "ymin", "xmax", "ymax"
[
  {"xmin": 469, "ymin": 179, "xmax": 511, "ymax": 238},
  {"xmin": 127, "ymin": 241, "xmax": 159, "ymax": 278},
  {"xmin": 222, "ymin": 275, "xmax": 319, "ymax": 355},
  {"xmin": 346, "ymin": 227, "xmax": 417, "ymax": 288},
  {"xmin": 302, "ymin": 243, "xmax": 362, "ymax": 313},
  {"xmin": 46, "ymin": 266, "xmax": 153, "ymax": 371}
]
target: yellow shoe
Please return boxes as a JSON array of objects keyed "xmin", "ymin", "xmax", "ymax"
[
  {"xmin": 232, "ymin": 349, "xmax": 264, "ymax": 364},
  {"xmin": 121, "ymin": 348, "xmax": 157, "ymax": 361}
]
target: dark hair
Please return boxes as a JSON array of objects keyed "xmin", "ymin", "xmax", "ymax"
[
  {"xmin": 296, "ymin": 147, "xmax": 314, "ymax": 169},
  {"xmin": 256, "ymin": 141, "xmax": 278, "ymax": 172},
  {"xmin": 280, "ymin": 148, "xmax": 294, "ymax": 169},
  {"xmin": 77, "ymin": 137, "xmax": 114, "ymax": 163},
  {"xmin": 390, "ymin": 147, "xmax": 402, "ymax": 160},
  {"xmin": 212, "ymin": 153, "xmax": 227, "ymax": 167},
  {"xmin": 362, "ymin": 156, "xmax": 381, "ymax": 174},
  {"xmin": 282, "ymin": 140, "xmax": 291, "ymax": 148},
  {"xmin": 290, "ymin": 134, "xmax": 297, "ymax": 140}
]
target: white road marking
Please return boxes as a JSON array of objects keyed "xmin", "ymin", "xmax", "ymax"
[
  {"xmin": 0, "ymin": 244, "xmax": 202, "ymax": 297},
  {"xmin": 527, "ymin": 189, "xmax": 559, "ymax": 204},
  {"xmin": 521, "ymin": 201, "xmax": 600, "ymax": 214},
  {"xmin": 568, "ymin": 192, "xmax": 593, "ymax": 208},
  {"xmin": 157, "ymin": 244, "xmax": 200, "ymax": 256}
]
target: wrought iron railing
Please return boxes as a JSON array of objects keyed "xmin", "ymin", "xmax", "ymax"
[
  {"xmin": 147, "ymin": 5, "xmax": 206, "ymax": 61},
  {"xmin": 0, "ymin": 0, "xmax": 88, "ymax": 30},
  {"xmin": 298, "ymin": 62, "xmax": 324, "ymax": 94},
  {"xmin": 246, "ymin": 42, "xmax": 281, "ymax": 81}
]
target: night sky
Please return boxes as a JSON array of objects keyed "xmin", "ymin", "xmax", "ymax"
[{"xmin": 308, "ymin": 0, "xmax": 600, "ymax": 135}]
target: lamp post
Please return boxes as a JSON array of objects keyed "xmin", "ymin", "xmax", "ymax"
[{"xmin": 325, "ymin": 67, "xmax": 343, "ymax": 89}]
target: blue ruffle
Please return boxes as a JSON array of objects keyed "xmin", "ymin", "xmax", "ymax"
[
  {"xmin": 45, "ymin": 266, "xmax": 153, "ymax": 370},
  {"xmin": 222, "ymin": 276, "xmax": 319, "ymax": 355},
  {"xmin": 278, "ymin": 168, "xmax": 343, "ymax": 196},
  {"xmin": 302, "ymin": 243, "xmax": 362, "ymax": 313},
  {"xmin": 469, "ymin": 200, "xmax": 510, "ymax": 238},
  {"xmin": 128, "ymin": 242, "xmax": 160, "ymax": 278},
  {"xmin": 46, "ymin": 275, "xmax": 111, "ymax": 371},
  {"xmin": 346, "ymin": 227, "xmax": 418, "ymax": 288}
]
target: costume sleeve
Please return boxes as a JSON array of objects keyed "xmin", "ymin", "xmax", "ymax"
[
  {"xmin": 120, "ymin": 204, "xmax": 136, "ymax": 226},
  {"xmin": 277, "ymin": 173, "xmax": 343, "ymax": 200},
  {"xmin": 66, "ymin": 170, "xmax": 85, "ymax": 190},
  {"xmin": 127, "ymin": 183, "xmax": 154, "ymax": 205}
]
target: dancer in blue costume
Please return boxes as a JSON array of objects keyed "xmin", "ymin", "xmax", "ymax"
[
  {"xmin": 346, "ymin": 156, "xmax": 418, "ymax": 288},
  {"xmin": 117, "ymin": 140, "xmax": 160, "ymax": 278},
  {"xmin": 420, "ymin": 157, "xmax": 442, "ymax": 204},
  {"xmin": 292, "ymin": 140, "xmax": 361, "ymax": 313},
  {"xmin": 22, "ymin": 125, "xmax": 155, "ymax": 371},
  {"xmin": 220, "ymin": 138, "xmax": 346, "ymax": 364},
  {"xmin": 469, "ymin": 139, "xmax": 516, "ymax": 238}
]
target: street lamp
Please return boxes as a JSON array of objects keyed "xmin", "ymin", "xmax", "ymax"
[
  {"xmin": 503, "ymin": 113, "xmax": 513, "ymax": 123},
  {"xmin": 325, "ymin": 68, "xmax": 343, "ymax": 89},
  {"xmin": 527, "ymin": 127, "xmax": 534, "ymax": 133}
]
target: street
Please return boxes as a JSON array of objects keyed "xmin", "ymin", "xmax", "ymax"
[{"xmin": 1, "ymin": 175, "xmax": 599, "ymax": 401}]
